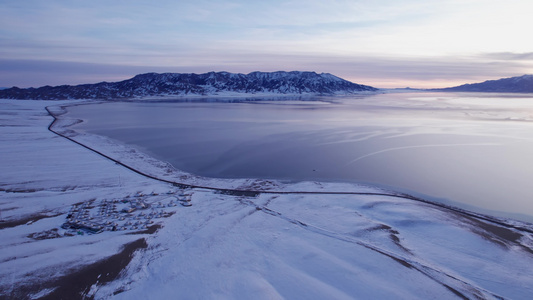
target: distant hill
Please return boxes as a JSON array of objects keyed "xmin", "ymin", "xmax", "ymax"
[
  {"xmin": 437, "ymin": 74, "xmax": 533, "ymax": 93},
  {"xmin": 0, "ymin": 71, "xmax": 378, "ymax": 100}
]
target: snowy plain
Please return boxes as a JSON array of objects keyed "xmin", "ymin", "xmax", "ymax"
[{"xmin": 1, "ymin": 99, "xmax": 533, "ymax": 299}]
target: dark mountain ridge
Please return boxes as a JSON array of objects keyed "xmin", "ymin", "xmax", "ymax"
[
  {"xmin": 0, "ymin": 71, "xmax": 378, "ymax": 100},
  {"xmin": 437, "ymin": 74, "xmax": 533, "ymax": 93}
]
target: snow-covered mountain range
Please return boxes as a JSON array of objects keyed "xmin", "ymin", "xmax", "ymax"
[
  {"xmin": 0, "ymin": 71, "xmax": 378, "ymax": 100},
  {"xmin": 438, "ymin": 74, "xmax": 533, "ymax": 93}
]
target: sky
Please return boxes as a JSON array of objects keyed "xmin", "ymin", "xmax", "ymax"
[{"xmin": 1, "ymin": 0, "xmax": 533, "ymax": 89}]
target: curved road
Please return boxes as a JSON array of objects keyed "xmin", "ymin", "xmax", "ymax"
[{"xmin": 45, "ymin": 105, "xmax": 533, "ymax": 234}]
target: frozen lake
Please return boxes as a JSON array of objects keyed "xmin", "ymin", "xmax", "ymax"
[{"xmin": 67, "ymin": 92, "xmax": 533, "ymax": 221}]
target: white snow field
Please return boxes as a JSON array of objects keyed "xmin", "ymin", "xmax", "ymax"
[{"xmin": 1, "ymin": 99, "xmax": 533, "ymax": 299}]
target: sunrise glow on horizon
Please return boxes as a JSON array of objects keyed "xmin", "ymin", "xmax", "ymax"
[{"xmin": 1, "ymin": 0, "xmax": 533, "ymax": 89}]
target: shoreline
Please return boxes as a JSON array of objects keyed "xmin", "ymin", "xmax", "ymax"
[{"xmin": 47, "ymin": 102, "xmax": 533, "ymax": 234}]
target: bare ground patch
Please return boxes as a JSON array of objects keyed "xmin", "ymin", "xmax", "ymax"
[
  {"xmin": 1, "ymin": 238, "xmax": 148, "ymax": 300},
  {"xmin": 0, "ymin": 214, "xmax": 61, "ymax": 230}
]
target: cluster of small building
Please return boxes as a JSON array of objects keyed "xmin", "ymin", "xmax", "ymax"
[{"xmin": 62, "ymin": 191, "xmax": 192, "ymax": 235}]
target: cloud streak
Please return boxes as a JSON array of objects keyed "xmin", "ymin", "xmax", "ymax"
[
  {"xmin": 1, "ymin": 0, "xmax": 533, "ymax": 88},
  {"xmin": 2, "ymin": 53, "xmax": 531, "ymax": 89}
]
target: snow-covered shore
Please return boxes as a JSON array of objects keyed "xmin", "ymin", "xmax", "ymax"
[{"xmin": 2, "ymin": 99, "xmax": 533, "ymax": 299}]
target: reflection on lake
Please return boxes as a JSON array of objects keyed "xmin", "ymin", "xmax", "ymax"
[{"xmin": 67, "ymin": 92, "xmax": 533, "ymax": 221}]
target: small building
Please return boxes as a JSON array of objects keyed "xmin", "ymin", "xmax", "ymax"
[
  {"xmin": 62, "ymin": 221, "xmax": 104, "ymax": 234},
  {"xmin": 122, "ymin": 207, "xmax": 136, "ymax": 213}
]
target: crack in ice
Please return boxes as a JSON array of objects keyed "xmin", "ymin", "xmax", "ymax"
[{"xmin": 347, "ymin": 143, "xmax": 501, "ymax": 165}]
